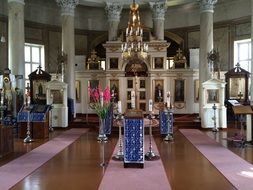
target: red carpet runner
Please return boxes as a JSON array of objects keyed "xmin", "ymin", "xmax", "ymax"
[
  {"xmin": 0, "ymin": 128, "xmax": 89, "ymax": 190},
  {"xmin": 180, "ymin": 129, "xmax": 253, "ymax": 190},
  {"xmin": 98, "ymin": 136, "xmax": 172, "ymax": 190}
]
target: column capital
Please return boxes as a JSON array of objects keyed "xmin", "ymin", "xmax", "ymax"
[
  {"xmin": 56, "ymin": 0, "xmax": 79, "ymax": 16},
  {"xmin": 8, "ymin": 0, "xmax": 25, "ymax": 5},
  {"xmin": 105, "ymin": 2, "xmax": 122, "ymax": 22},
  {"xmin": 149, "ymin": 1, "xmax": 167, "ymax": 20},
  {"xmin": 198, "ymin": 0, "xmax": 218, "ymax": 13}
]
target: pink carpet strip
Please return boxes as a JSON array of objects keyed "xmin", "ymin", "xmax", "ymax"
[
  {"xmin": 99, "ymin": 136, "xmax": 172, "ymax": 190},
  {"xmin": 180, "ymin": 129, "xmax": 253, "ymax": 190},
  {"xmin": 0, "ymin": 128, "xmax": 88, "ymax": 190}
]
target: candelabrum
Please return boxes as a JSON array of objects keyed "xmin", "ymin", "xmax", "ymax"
[
  {"xmin": 145, "ymin": 112, "xmax": 159, "ymax": 160},
  {"xmin": 49, "ymin": 105, "xmax": 54, "ymax": 132},
  {"xmin": 113, "ymin": 113, "xmax": 124, "ymax": 161},
  {"xmin": 212, "ymin": 104, "xmax": 218, "ymax": 132},
  {"xmin": 163, "ymin": 106, "xmax": 174, "ymax": 141},
  {"xmin": 24, "ymin": 104, "xmax": 34, "ymax": 143}
]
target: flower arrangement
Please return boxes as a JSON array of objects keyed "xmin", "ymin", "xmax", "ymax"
[{"xmin": 89, "ymin": 86, "xmax": 111, "ymax": 119}]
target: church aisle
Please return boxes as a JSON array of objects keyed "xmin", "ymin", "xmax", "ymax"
[{"xmin": 6, "ymin": 128, "xmax": 250, "ymax": 190}]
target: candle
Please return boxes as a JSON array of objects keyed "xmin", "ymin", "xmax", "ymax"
[
  {"xmin": 149, "ymin": 99, "xmax": 153, "ymax": 112},
  {"xmin": 118, "ymin": 101, "xmax": 122, "ymax": 114},
  {"xmin": 100, "ymin": 92, "xmax": 103, "ymax": 107},
  {"xmin": 131, "ymin": 91, "xmax": 135, "ymax": 109},
  {"xmin": 166, "ymin": 91, "xmax": 170, "ymax": 108},
  {"xmin": 27, "ymin": 95, "xmax": 31, "ymax": 106}
]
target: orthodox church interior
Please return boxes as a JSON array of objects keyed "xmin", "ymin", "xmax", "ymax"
[{"xmin": 0, "ymin": 0, "xmax": 253, "ymax": 189}]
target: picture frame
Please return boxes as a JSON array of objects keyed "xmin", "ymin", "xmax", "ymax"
[
  {"xmin": 174, "ymin": 79, "xmax": 185, "ymax": 102},
  {"xmin": 75, "ymin": 80, "xmax": 81, "ymax": 103},
  {"xmin": 110, "ymin": 79, "xmax": 119, "ymax": 102},
  {"xmin": 109, "ymin": 57, "xmax": 119, "ymax": 69},
  {"xmin": 88, "ymin": 80, "xmax": 99, "ymax": 103},
  {"xmin": 194, "ymin": 79, "xmax": 199, "ymax": 102},
  {"xmin": 154, "ymin": 80, "xmax": 164, "ymax": 102},
  {"xmin": 207, "ymin": 89, "xmax": 219, "ymax": 103},
  {"xmin": 154, "ymin": 57, "xmax": 164, "ymax": 69}
]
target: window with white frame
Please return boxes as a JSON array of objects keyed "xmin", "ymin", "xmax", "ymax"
[
  {"xmin": 24, "ymin": 43, "xmax": 45, "ymax": 86},
  {"xmin": 234, "ymin": 39, "xmax": 251, "ymax": 72}
]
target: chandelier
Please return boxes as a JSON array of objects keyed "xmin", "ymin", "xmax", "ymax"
[{"xmin": 121, "ymin": 0, "xmax": 148, "ymax": 60}]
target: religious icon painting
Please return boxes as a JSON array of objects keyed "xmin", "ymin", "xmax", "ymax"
[
  {"xmin": 109, "ymin": 57, "xmax": 119, "ymax": 69},
  {"xmin": 154, "ymin": 57, "xmax": 164, "ymax": 69},
  {"xmin": 88, "ymin": 80, "xmax": 99, "ymax": 103},
  {"xmin": 127, "ymin": 79, "xmax": 133, "ymax": 89},
  {"xmin": 75, "ymin": 80, "xmax": 81, "ymax": 103},
  {"xmin": 127, "ymin": 103, "xmax": 131, "ymax": 109},
  {"xmin": 139, "ymin": 91, "xmax": 146, "ymax": 100},
  {"xmin": 194, "ymin": 79, "xmax": 199, "ymax": 102},
  {"xmin": 174, "ymin": 79, "xmax": 185, "ymax": 102},
  {"xmin": 140, "ymin": 79, "xmax": 145, "ymax": 89},
  {"xmin": 127, "ymin": 91, "xmax": 131, "ymax": 100},
  {"xmin": 207, "ymin": 89, "xmax": 219, "ymax": 103},
  {"xmin": 33, "ymin": 80, "xmax": 46, "ymax": 102},
  {"xmin": 153, "ymin": 80, "xmax": 164, "ymax": 102},
  {"xmin": 110, "ymin": 79, "xmax": 119, "ymax": 102},
  {"xmin": 139, "ymin": 103, "xmax": 146, "ymax": 112},
  {"xmin": 50, "ymin": 89, "xmax": 63, "ymax": 104}
]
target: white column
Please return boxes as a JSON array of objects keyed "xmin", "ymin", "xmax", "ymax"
[
  {"xmin": 8, "ymin": 0, "xmax": 25, "ymax": 89},
  {"xmin": 105, "ymin": 2, "xmax": 122, "ymax": 41},
  {"xmin": 56, "ymin": 0, "xmax": 78, "ymax": 118},
  {"xmin": 149, "ymin": 2, "xmax": 167, "ymax": 41},
  {"xmin": 199, "ymin": 0, "xmax": 217, "ymax": 118},
  {"xmin": 247, "ymin": 0, "xmax": 253, "ymax": 141}
]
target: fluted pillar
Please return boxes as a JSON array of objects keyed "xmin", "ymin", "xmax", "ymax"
[
  {"xmin": 56, "ymin": 0, "xmax": 78, "ymax": 118},
  {"xmin": 8, "ymin": 0, "xmax": 25, "ymax": 89},
  {"xmin": 105, "ymin": 2, "xmax": 122, "ymax": 41},
  {"xmin": 199, "ymin": 0, "xmax": 217, "ymax": 117},
  {"xmin": 149, "ymin": 2, "xmax": 167, "ymax": 41}
]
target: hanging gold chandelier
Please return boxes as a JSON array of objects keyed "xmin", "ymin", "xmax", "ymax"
[{"xmin": 121, "ymin": 0, "xmax": 148, "ymax": 61}]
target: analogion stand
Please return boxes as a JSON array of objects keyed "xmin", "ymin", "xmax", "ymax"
[
  {"xmin": 124, "ymin": 110, "xmax": 144, "ymax": 168},
  {"xmin": 229, "ymin": 105, "xmax": 253, "ymax": 147}
]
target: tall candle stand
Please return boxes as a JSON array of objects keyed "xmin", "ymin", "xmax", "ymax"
[
  {"xmin": 145, "ymin": 112, "xmax": 159, "ymax": 160},
  {"xmin": 24, "ymin": 104, "xmax": 33, "ymax": 143},
  {"xmin": 113, "ymin": 113, "xmax": 124, "ymax": 161},
  {"xmin": 99, "ymin": 140, "xmax": 106, "ymax": 167},
  {"xmin": 163, "ymin": 106, "xmax": 174, "ymax": 141},
  {"xmin": 212, "ymin": 103, "xmax": 218, "ymax": 132},
  {"xmin": 0, "ymin": 90, "xmax": 6, "ymax": 125},
  {"xmin": 49, "ymin": 105, "xmax": 54, "ymax": 132}
]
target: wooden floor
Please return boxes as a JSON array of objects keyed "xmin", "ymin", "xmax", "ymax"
[{"xmin": 1, "ymin": 125, "xmax": 252, "ymax": 190}]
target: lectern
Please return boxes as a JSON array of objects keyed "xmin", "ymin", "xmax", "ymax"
[
  {"xmin": 124, "ymin": 110, "xmax": 144, "ymax": 168},
  {"xmin": 232, "ymin": 105, "xmax": 253, "ymax": 146}
]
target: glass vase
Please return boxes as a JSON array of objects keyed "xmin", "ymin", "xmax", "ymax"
[{"xmin": 97, "ymin": 118, "xmax": 108, "ymax": 142}]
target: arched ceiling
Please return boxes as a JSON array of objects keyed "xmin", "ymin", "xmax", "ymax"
[
  {"xmin": 79, "ymin": 0, "xmax": 196, "ymax": 8},
  {"xmin": 79, "ymin": 0, "xmax": 230, "ymax": 8}
]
